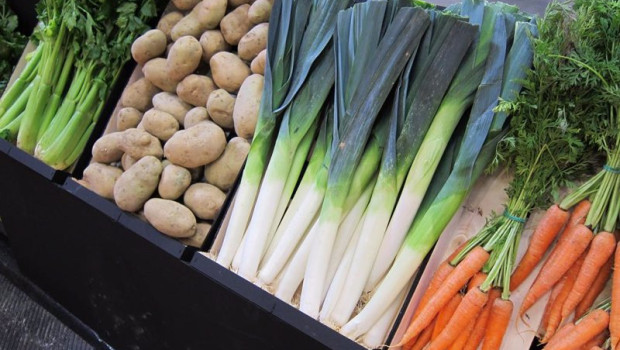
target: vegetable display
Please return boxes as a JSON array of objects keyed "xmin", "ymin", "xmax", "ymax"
[
  {"xmin": 0, "ymin": 0, "xmax": 166, "ymax": 170},
  {"xmin": 0, "ymin": 2, "xmax": 27, "ymax": 96},
  {"xmin": 80, "ymin": 0, "xmax": 272, "ymax": 247}
]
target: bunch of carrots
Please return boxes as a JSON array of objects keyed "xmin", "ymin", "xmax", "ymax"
[{"xmin": 396, "ymin": 1, "xmax": 620, "ymax": 349}]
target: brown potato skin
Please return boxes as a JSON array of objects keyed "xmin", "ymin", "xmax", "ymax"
[
  {"xmin": 116, "ymin": 107, "xmax": 143, "ymax": 131},
  {"xmin": 144, "ymin": 198, "xmax": 197, "ymax": 238},
  {"xmin": 143, "ymin": 58, "xmax": 179, "ymax": 93},
  {"xmin": 206, "ymin": 89, "xmax": 236, "ymax": 129},
  {"xmin": 114, "ymin": 156, "xmax": 163, "ymax": 212},
  {"xmin": 171, "ymin": 0, "xmax": 201, "ymax": 10},
  {"xmin": 164, "ymin": 122, "xmax": 227, "ymax": 168},
  {"xmin": 238, "ymin": 23, "xmax": 269, "ymax": 61},
  {"xmin": 141, "ymin": 109, "xmax": 180, "ymax": 141},
  {"xmin": 183, "ymin": 183, "xmax": 226, "ymax": 220},
  {"xmin": 92, "ymin": 132, "xmax": 124, "ymax": 163},
  {"xmin": 250, "ymin": 49, "xmax": 266, "ymax": 75},
  {"xmin": 220, "ymin": 4, "xmax": 252, "ymax": 46},
  {"xmin": 248, "ymin": 0, "xmax": 272, "ymax": 24},
  {"xmin": 121, "ymin": 78, "xmax": 161, "ymax": 111},
  {"xmin": 171, "ymin": 0, "xmax": 227, "ymax": 40},
  {"xmin": 166, "ymin": 36, "xmax": 203, "ymax": 81},
  {"xmin": 120, "ymin": 128, "xmax": 164, "ymax": 160},
  {"xmin": 233, "ymin": 74, "xmax": 264, "ymax": 139},
  {"xmin": 184, "ymin": 107, "xmax": 210, "ymax": 129},
  {"xmin": 199, "ymin": 30, "xmax": 231, "ymax": 63},
  {"xmin": 152, "ymin": 92, "xmax": 192, "ymax": 125},
  {"xmin": 82, "ymin": 163, "xmax": 123, "ymax": 200},
  {"xmin": 210, "ymin": 52, "xmax": 251, "ymax": 93},
  {"xmin": 158, "ymin": 164, "xmax": 192, "ymax": 200},
  {"xmin": 157, "ymin": 11, "xmax": 184, "ymax": 42},
  {"xmin": 176, "ymin": 75, "xmax": 216, "ymax": 107},
  {"xmin": 131, "ymin": 29, "xmax": 167, "ymax": 65},
  {"xmin": 204, "ymin": 137, "xmax": 250, "ymax": 191}
]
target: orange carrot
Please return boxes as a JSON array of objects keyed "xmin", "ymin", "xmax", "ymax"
[
  {"xmin": 511, "ymin": 204, "xmax": 569, "ymax": 290},
  {"xmin": 405, "ymin": 319, "xmax": 435, "ymax": 350},
  {"xmin": 578, "ymin": 331, "xmax": 607, "ymax": 350},
  {"xmin": 482, "ymin": 298, "xmax": 514, "ymax": 350},
  {"xmin": 468, "ymin": 272, "xmax": 487, "ymax": 291},
  {"xmin": 575, "ymin": 257, "xmax": 612, "ymax": 318},
  {"xmin": 589, "ymin": 347, "xmax": 603, "ymax": 350},
  {"xmin": 432, "ymin": 294, "xmax": 463, "ymax": 340},
  {"xmin": 562, "ymin": 231, "xmax": 616, "ymax": 319},
  {"xmin": 540, "ymin": 278, "xmax": 564, "ymax": 335},
  {"xmin": 544, "ymin": 309, "xmax": 610, "ymax": 350},
  {"xmin": 400, "ymin": 247, "xmax": 490, "ymax": 344},
  {"xmin": 463, "ymin": 288, "xmax": 500, "ymax": 350},
  {"xmin": 428, "ymin": 287, "xmax": 489, "ymax": 350},
  {"xmin": 414, "ymin": 261, "xmax": 455, "ymax": 319},
  {"xmin": 611, "ymin": 243, "xmax": 620, "ymax": 350},
  {"xmin": 520, "ymin": 224, "xmax": 593, "ymax": 315},
  {"xmin": 450, "ymin": 320, "xmax": 475, "ymax": 350},
  {"xmin": 569, "ymin": 200, "xmax": 591, "ymax": 227},
  {"xmin": 545, "ymin": 322, "xmax": 575, "ymax": 346},
  {"xmin": 542, "ymin": 252, "xmax": 586, "ymax": 343}
]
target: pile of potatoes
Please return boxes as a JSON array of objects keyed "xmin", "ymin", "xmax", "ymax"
[{"xmin": 80, "ymin": 0, "xmax": 271, "ymax": 246}]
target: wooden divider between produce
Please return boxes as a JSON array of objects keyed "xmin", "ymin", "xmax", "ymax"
[{"xmin": 389, "ymin": 169, "xmax": 549, "ymax": 350}]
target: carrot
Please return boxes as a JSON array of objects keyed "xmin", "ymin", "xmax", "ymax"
[
  {"xmin": 589, "ymin": 347, "xmax": 603, "ymax": 350},
  {"xmin": 562, "ymin": 231, "xmax": 616, "ymax": 320},
  {"xmin": 481, "ymin": 298, "xmax": 514, "ymax": 350},
  {"xmin": 450, "ymin": 320, "xmax": 475, "ymax": 350},
  {"xmin": 463, "ymin": 288, "xmax": 500, "ymax": 350},
  {"xmin": 468, "ymin": 272, "xmax": 487, "ymax": 291},
  {"xmin": 400, "ymin": 247, "xmax": 490, "ymax": 344},
  {"xmin": 610, "ymin": 243, "xmax": 620, "ymax": 350},
  {"xmin": 428, "ymin": 287, "xmax": 489, "ymax": 350},
  {"xmin": 432, "ymin": 294, "xmax": 463, "ymax": 340},
  {"xmin": 405, "ymin": 319, "xmax": 435, "ymax": 350},
  {"xmin": 520, "ymin": 224, "xmax": 593, "ymax": 315},
  {"xmin": 414, "ymin": 261, "xmax": 455, "ymax": 319},
  {"xmin": 540, "ymin": 278, "xmax": 564, "ymax": 335},
  {"xmin": 578, "ymin": 331, "xmax": 607, "ymax": 350},
  {"xmin": 575, "ymin": 257, "xmax": 612, "ymax": 318},
  {"xmin": 511, "ymin": 204, "xmax": 569, "ymax": 290},
  {"xmin": 542, "ymin": 252, "xmax": 586, "ymax": 343},
  {"xmin": 543, "ymin": 309, "xmax": 610, "ymax": 350},
  {"xmin": 545, "ymin": 322, "xmax": 575, "ymax": 347},
  {"xmin": 569, "ymin": 199, "xmax": 591, "ymax": 227}
]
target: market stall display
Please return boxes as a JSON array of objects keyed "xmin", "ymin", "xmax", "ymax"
[{"xmin": 0, "ymin": 2, "xmax": 26, "ymax": 96}]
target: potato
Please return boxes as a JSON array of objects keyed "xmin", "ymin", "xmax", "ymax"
[
  {"xmin": 229, "ymin": 0, "xmax": 251, "ymax": 6},
  {"xmin": 233, "ymin": 74, "xmax": 264, "ymax": 139},
  {"xmin": 121, "ymin": 128, "xmax": 164, "ymax": 160},
  {"xmin": 210, "ymin": 52, "xmax": 251, "ymax": 93},
  {"xmin": 116, "ymin": 107, "xmax": 143, "ymax": 131},
  {"xmin": 143, "ymin": 58, "xmax": 179, "ymax": 93},
  {"xmin": 171, "ymin": 0, "xmax": 201, "ymax": 10},
  {"xmin": 92, "ymin": 132, "xmax": 124, "ymax": 163},
  {"xmin": 167, "ymin": 36, "xmax": 202, "ymax": 81},
  {"xmin": 180, "ymin": 222, "xmax": 212, "ymax": 247},
  {"xmin": 206, "ymin": 89, "xmax": 236, "ymax": 129},
  {"xmin": 220, "ymin": 4, "xmax": 252, "ymax": 46},
  {"xmin": 204, "ymin": 137, "xmax": 250, "ymax": 191},
  {"xmin": 176, "ymin": 75, "xmax": 216, "ymax": 107},
  {"xmin": 142, "ymin": 109, "xmax": 180, "ymax": 141},
  {"xmin": 158, "ymin": 164, "xmax": 192, "ymax": 200},
  {"xmin": 152, "ymin": 92, "xmax": 192, "ymax": 125},
  {"xmin": 164, "ymin": 122, "xmax": 226, "ymax": 168},
  {"xmin": 184, "ymin": 107, "xmax": 210, "ymax": 129},
  {"xmin": 171, "ymin": 0, "xmax": 227, "ymax": 41},
  {"xmin": 157, "ymin": 11, "xmax": 184, "ymax": 42},
  {"xmin": 248, "ymin": 0, "xmax": 272, "ymax": 24},
  {"xmin": 121, "ymin": 78, "xmax": 160, "ymax": 111},
  {"xmin": 131, "ymin": 30, "xmax": 167, "ymax": 65},
  {"xmin": 114, "ymin": 156, "xmax": 162, "ymax": 212},
  {"xmin": 183, "ymin": 183, "xmax": 226, "ymax": 220},
  {"xmin": 82, "ymin": 163, "xmax": 123, "ymax": 199},
  {"xmin": 199, "ymin": 30, "xmax": 231, "ymax": 63},
  {"xmin": 250, "ymin": 49, "xmax": 266, "ymax": 75},
  {"xmin": 144, "ymin": 199, "xmax": 196, "ymax": 238},
  {"xmin": 121, "ymin": 153, "xmax": 137, "ymax": 171},
  {"xmin": 238, "ymin": 23, "xmax": 269, "ymax": 61}
]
